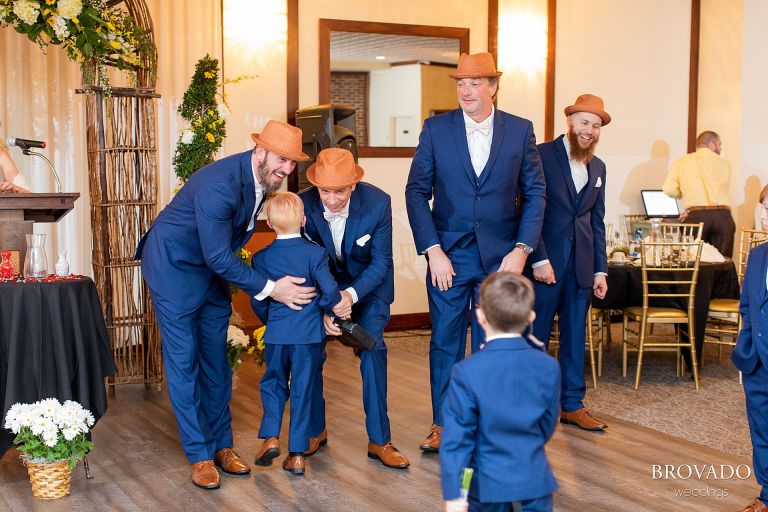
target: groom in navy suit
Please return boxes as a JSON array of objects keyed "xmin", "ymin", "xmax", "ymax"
[
  {"xmin": 529, "ymin": 95, "xmax": 610, "ymax": 432},
  {"xmin": 732, "ymin": 242, "xmax": 768, "ymax": 512},
  {"xmin": 406, "ymin": 52, "xmax": 546, "ymax": 451},
  {"xmin": 300, "ymin": 148, "xmax": 410, "ymax": 468},
  {"xmin": 135, "ymin": 121, "xmax": 317, "ymax": 489}
]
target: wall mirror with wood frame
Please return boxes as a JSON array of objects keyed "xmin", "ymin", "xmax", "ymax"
[{"xmin": 319, "ymin": 19, "xmax": 469, "ymax": 158}]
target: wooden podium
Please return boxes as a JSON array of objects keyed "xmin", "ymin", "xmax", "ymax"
[{"xmin": 0, "ymin": 193, "xmax": 80, "ymax": 269}]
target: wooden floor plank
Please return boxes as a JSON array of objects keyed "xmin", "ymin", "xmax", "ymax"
[{"xmin": 0, "ymin": 341, "xmax": 759, "ymax": 511}]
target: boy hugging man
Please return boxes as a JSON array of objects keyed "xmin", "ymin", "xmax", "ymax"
[
  {"xmin": 440, "ymin": 272, "xmax": 560, "ymax": 512},
  {"xmin": 249, "ymin": 192, "xmax": 349, "ymax": 476}
]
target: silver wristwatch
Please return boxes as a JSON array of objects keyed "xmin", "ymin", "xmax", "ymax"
[{"xmin": 515, "ymin": 243, "xmax": 534, "ymax": 255}]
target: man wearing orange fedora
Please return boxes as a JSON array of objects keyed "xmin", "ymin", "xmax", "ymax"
[
  {"xmin": 528, "ymin": 94, "xmax": 610, "ymax": 431},
  {"xmin": 299, "ymin": 148, "xmax": 410, "ymax": 469},
  {"xmin": 406, "ymin": 52, "xmax": 546, "ymax": 451},
  {"xmin": 135, "ymin": 120, "xmax": 317, "ymax": 489}
]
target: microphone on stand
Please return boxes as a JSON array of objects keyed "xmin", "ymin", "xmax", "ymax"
[
  {"xmin": 5, "ymin": 136, "xmax": 62, "ymax": 193},
  {"xmin": 6, "ymin": 137, "xmax": 46, "ymax": 151}
]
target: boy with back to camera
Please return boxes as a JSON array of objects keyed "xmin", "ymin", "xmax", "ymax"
[
  {"xmin": 249, "ymin": 192, "xmax": 349, "ymax": 476},
  {"xmin": 440, "ymin": 272, "xmax": 560, "ymax": 512}
]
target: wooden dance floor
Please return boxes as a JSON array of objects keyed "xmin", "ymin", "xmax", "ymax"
[{"xmin": 0, "ymin": 341, "xmax": 759, "ymax": 511}]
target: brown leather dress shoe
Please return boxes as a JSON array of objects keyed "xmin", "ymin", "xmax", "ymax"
[
  {"xmin": 214, "ymin": 447, "xmax": 251, "ymax": 475},
  {"xmin": 254, "ymin": 437, "xmax": 280, "ymax": 466},
  {"xmin": 738, "ymin": 499, "xmax": 768, "ymax": 512},
  {"xmin": 419, "ymin": 424, "xmax": 442, "ymax": 452},
  {"xmin": 368, "ymin": 442, "xmax": 410, "ymax": 468},
  {"xmin": 560, "ymin": 408, "xmax": 607, "ymax": 431},
  {"xmin": 282, "ymin": 455, "xmax": 305, "ymax": 475},
  {"xmin": 304, "ymin": 429, "xmax": 328, "ymax": 457},
  {"xmin": 191, "ymin": 460, "xmax": 220, "ymax": 489}
]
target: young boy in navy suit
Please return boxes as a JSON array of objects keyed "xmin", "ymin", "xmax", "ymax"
[
  {"xmin": 249, "ymin": 192, "xmax": 348, "ymax": 476},
  {"xmin": 440, "ymin": 272, "xmax": 560, "ymax": 512},
  {"xmin": 733, "ymin": 242, "xmax": 768, "ymax": 512}
]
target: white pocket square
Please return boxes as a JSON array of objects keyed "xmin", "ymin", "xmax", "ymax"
[
  {"xmin": 356, "ymin": 234, "xmax": 371, "ymax": 247},
  {"xmin": 595, "ymin": 177, "xmax": 603, "ymax": 188}
]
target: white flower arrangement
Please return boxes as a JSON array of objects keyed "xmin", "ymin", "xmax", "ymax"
[
  {"xmin": 4, "ymin": 398, "xmax": 95, "ymax": 468},
  {"xmin": 226, "ymin": 325, "xmax": 250, "ymax": 370}
]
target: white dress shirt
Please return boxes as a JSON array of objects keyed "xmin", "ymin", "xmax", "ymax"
[
  {"xmin": 463, "ymin": 107, "xmax": 495, "ymax": 177},
  {"xmin": 322, "ymin": 202, "xmax": 359, "ymax": 303}
]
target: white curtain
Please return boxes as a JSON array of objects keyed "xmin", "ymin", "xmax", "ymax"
[{"xmin": 0, "ymin": 0, "xmax": 222, "ymax": 276}]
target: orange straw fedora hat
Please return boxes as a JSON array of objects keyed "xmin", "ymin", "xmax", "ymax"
[
  {"xmin": 449, "ymin": 52, "xmax": 503, "ymax": 79},
  {"xmin": 306, "ymin": 148, "xmax": 364, "ymax": 189},
  {"xmin": 250, "ymin": 120, "xmax": 310, "ymax": 162},
  {"xmin": 564, "ymin": 94, "xmax": 611, "ymax": 126}
]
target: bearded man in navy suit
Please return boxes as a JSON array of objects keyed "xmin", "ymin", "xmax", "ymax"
[
  {"xmin": 135, "ymin": 121, "xmax": 317, "ymax": 489},
  {"xmin": 406, "ymin": 52, "xmax": 546, "ymax": 451},
  {"xmin": 528, "ymin": 95, "xmax": 610, "ymax": 432},
  {"xmin": 300, "ymin": 148, "xmax": 410, "ymax": 469},
  {"xmin": 732, "ymin": 242, "xmax": 768, "ymax": 512}
]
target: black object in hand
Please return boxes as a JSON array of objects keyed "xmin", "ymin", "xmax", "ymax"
[{"xmin": 332, "ymin": 317, "xmax": 376, "ymax": 352}]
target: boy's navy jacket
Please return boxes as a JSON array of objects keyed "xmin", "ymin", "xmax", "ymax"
[
  {"xmin": 250, "ymin": 237, "xmax": 341, "ymax": 344},
  {"xmin": 440, "ymin": 336, "xmax": 560, "ymax": 502}
]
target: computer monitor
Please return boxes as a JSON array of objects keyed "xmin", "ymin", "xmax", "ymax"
[{"xmin": 641, "ymin": 190, "xmax": 680, "ymax": 218}]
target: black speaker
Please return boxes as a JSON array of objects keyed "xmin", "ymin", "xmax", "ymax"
[{"xmin": 295, "ymin": 104, "xmax": 357, "ymax": 191}]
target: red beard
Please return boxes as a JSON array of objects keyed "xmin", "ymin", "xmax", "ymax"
[{"xmin": 567, "ymin": 129, "xmax": 598, "ymax": 163}]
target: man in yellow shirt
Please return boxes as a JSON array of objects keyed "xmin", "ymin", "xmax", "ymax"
[{"xmin": 662, "ymin": 131, "xmax": 736, "ymax": 257}]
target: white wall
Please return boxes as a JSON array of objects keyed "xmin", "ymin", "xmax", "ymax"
[
  {"xmin": 555, "ymin": 0, "xmax": 691, "ymax": 231},
  {"xmin": 368, "ymin": 65, "xmax": 422, "ymax": 147}
]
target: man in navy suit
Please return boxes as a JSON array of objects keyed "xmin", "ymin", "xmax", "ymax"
[
  {"xmin": 732, "ymin": 242, "xmax": 768, "ymax": 512},
  {"xmin": 529, "ymin": 95, "xmax": 610, "ymax": 431},
  {"xmin": 441, "ymin": 272, "xmax": 560, "ymax": 512},
  {"xmin": 406, "ymin": 52, "xmax": 546, "ymax": 451},
  {"xmin": 249, "ymin": 192, "xmax": 344, "ymax": 476},
  {"xmin": 135, "ymin": 121, "xmax": 317, "ymax": 489},
  {"xmin": 300, "ymin": 148, "xmax": 410, "ymax": 468}
]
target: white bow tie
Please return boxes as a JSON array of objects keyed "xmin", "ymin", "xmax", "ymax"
[
  {"xmin": 323, "ymin": 211, "xmax": 349, "ymax": 222},
  {"xmin": 466, "ymin": 123, "xmax": 490, "ymax": 136}
]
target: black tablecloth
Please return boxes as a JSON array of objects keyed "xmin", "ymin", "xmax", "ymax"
[
  {"xmin": 0, "ymin": 277, "xmax": 116, "ymax": 457},
  {"xmin": 592, "ymin": 260, "xmax": 740, "ymax": 365}
]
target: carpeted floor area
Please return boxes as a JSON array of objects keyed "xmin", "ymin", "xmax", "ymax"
[{"xmin": 384, "ymin": 322, "xmax": 753, "ymax": 459}]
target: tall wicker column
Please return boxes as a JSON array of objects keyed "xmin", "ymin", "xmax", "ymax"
[
  {"xmin": 80, "ymin": 87, "xmax": 162, "ymax": 388},
  {"xmin": 78, "ymin": 0, "xmax": 161, "ymax": 388}
]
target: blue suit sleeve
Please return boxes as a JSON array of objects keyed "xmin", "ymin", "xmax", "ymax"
[
  {"xmin": 514, "ymin": 123, "xmax": 547, "ymax": 250},
  {"xmin": 540, "ymin": 363, "xmax": 561, "ymax": 441},
  {"xmin": 194, "ymin": 183, "xmax": 269, "ymax": 296},
  {"xmin": 249, "ymin": 252, "xmax": 270, "ymax": 323},
  {"xmin": 350, "ymin": 196, "xmax": 393, "ymax": 301},
  {"xmin": 439, "ymin": 364, "xmax": 478, "ymax": 501},
  {"xmin": 405, "ymin": 119, "xmax": 440, "ymax": 254},
  {"xmin": 592, "ymin": 168, "xmax": 608, "ymax": 274},
  {"xmin": 314, "ymin": 251, "xmax": 342, "ymax": 313},
  {"xmin": 736, "ymin": 257, "xmax": 753, "ymax": 348}
]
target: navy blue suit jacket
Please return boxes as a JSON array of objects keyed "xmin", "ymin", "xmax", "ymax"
[
  {"xmin": 300, "ymin": 182, "xmax": 394, "ymax": 306},
  {"xmin": 533, "ymin": 135, "xmax": 608, "ymax": 288},
  {"xmin": 732, "ymin": 243, "xmax": 768, "ymax": 374},
  {"xmin": 440, "ymin": 336, "xmax": 560, "ymax": 502},
  {"xmin": 405, "ymin": 109, "xmax": 546, "ymax": 272},
  {"xmin": 135, "ymin": 150, "xmax": 268, "ymax": 309},
  {"xmin": 250, "ymin": 237, "xmax": 342, "ymax": 345}
]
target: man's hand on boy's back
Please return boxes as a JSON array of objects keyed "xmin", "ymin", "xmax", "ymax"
[
  {"xmin": 444, "ymin": 498, "xmax": 468, "ymax": 512},
  {"xmin": 270, "ymin": 276, "xmax": 316, "ymax": 310},
  {"xmin": 332, "ymin": 290, "xmax": 353, "ymax": 318}
]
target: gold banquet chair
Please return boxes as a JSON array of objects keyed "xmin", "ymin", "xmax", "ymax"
[
  {"xmin": 623, "ymin": 214, "xmax": 648, "ymax": 240},
  {"xmin": 705, "ymin": 228, "xmax": 768, "ymax": 368},
  {"xmin": 622, "ymin": 236, "xmax": 704, "ymax": 390}
]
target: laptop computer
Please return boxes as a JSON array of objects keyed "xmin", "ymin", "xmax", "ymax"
[{"xmin": 641, "ymin": 190, "xmax": 680, "ymax": 218}]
